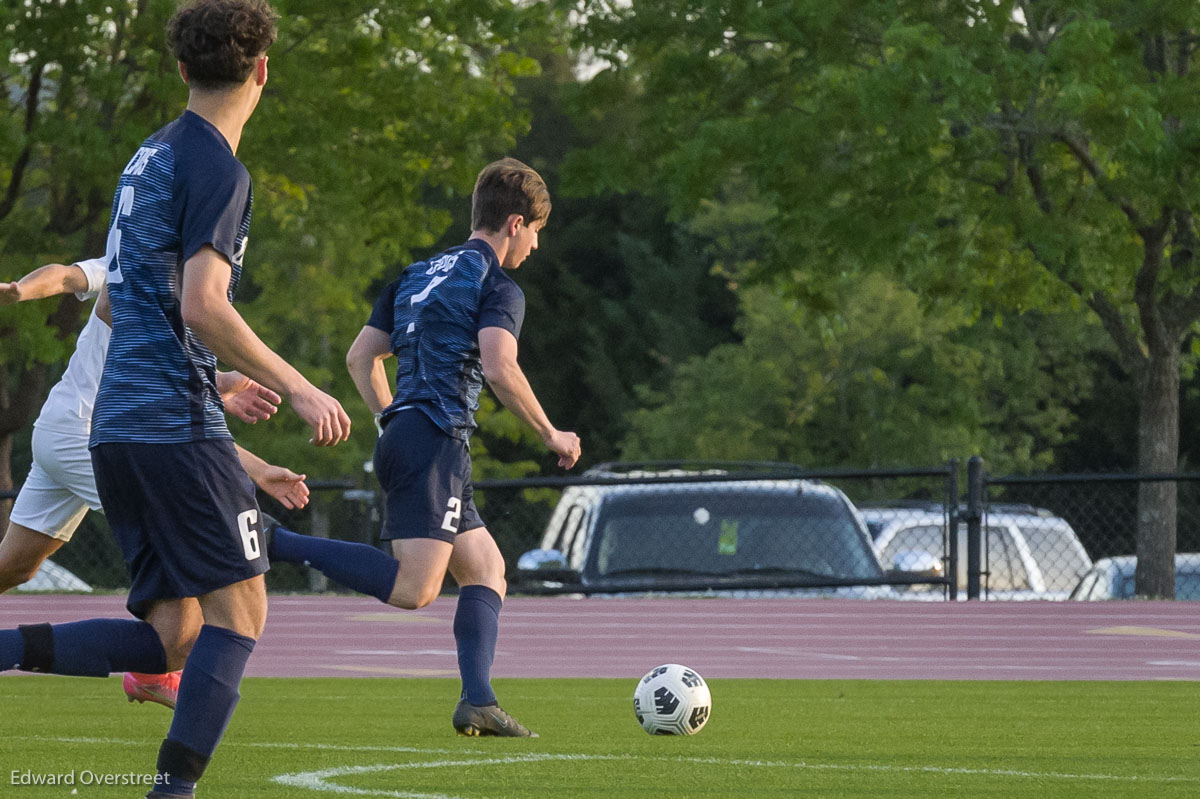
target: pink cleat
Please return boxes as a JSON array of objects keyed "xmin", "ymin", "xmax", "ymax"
[{"xmin": 123, "ymin": 671, "xmax": 181, "ymax": 709}]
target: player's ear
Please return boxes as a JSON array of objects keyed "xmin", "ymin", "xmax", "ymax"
[
  {"xmin": 255, "ymin": 55, "xmax": 269, "ymax": 87},
  {"xmin": 178, "ymin": 61, "xmax": 189, "ymax": 85},
  {"xmin": 506, "ymin": 214, "xmax": 524, "ymax": 237}
]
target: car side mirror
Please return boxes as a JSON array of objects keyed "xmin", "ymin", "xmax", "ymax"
[
  {"xmin": 888, "ymin": 549, "xmax": 943, "ymax": 578},
  {"xmin": 513, "ymin": 549, "xmax": 579, "ymax": 584}
]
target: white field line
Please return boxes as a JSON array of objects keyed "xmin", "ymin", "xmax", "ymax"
[{"xmin": 15, "ymin": 736, "xmax": 1200, "ymax": 792}]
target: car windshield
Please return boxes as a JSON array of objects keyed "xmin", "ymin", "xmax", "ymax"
[
  {"xmin": 1013, "ymin": 522, "xmax": 1091, "ymax": 590},
  {"xmin": 589, "ymin": 491, "xmax": 884, "ymax": 581}
]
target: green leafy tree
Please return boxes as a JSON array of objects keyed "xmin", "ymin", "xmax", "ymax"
[
  {"xmin": 621, "ymin": 273, "xmax": 1096, "ymax": 476},
  {"xmin": 568, "ymin": 0, "xmax": 1200, "ymax": 596},
  {"xmin": 0, "ymin": 1, "xmax": 546, "ymax": 528}
]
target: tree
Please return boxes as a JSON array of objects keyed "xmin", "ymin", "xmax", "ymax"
[
  {"xmin": 567, "ymin": 0, "xmax": 1200, "ymax": 597},
  {"xmin": 0, "ymin": 0, "xmax": 546, "ymax": 526}
]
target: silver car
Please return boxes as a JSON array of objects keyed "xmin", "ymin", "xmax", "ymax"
[
  {"xmin": 860, "ymin": 504, "xmax": 1093, "ymax": 600},
  {"xmin": 1069, "ymin": 554, "xmax": 1200, "ymax": 600}
]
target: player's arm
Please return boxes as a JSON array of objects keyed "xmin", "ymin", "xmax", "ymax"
[
  {"xmin": 479, "ymin": 326, "xmax": 581, "ymax": 469},
  {"xmin": 345, "ymin": 325, "xmax": 395, "ymax": 416},
  {"xmin": 0, "ymin": 261, "xmax": 94, "ymax": 305},
  {"xmin": 234, "ymin": 444, "xmax": 309, "ymax": 510},
  {"xmin": 180, "ymin": 245, "xmax": 351, "ymax": 446}
]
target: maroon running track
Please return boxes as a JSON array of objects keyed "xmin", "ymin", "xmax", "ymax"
[{"xmin": 2, "ymin": 595, "xmax": 1199, "ymax": 681}]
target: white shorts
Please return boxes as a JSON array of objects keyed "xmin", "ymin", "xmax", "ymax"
[{"xmin": 9, "ymin": 427, "xmax": 102, "ymax": 542}]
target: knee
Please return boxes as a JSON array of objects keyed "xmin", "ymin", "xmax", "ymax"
[{"xmin": 386, "ymin": 582, "xmax": 441, "ymax": 610}]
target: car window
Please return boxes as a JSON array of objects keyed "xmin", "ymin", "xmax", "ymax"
[
  {"xmin": 984, "ymin": 526, "xmax": 1031, "ymax": 591},
  {"xmin": 1013, "ymin": 522, "xmax": 1091, "ymax": 590},
  {"xmin": 879, "ymin": 525, "xmax": 943, "ymax": 571},
  {"xmin": 1071, "ymin": 569, "xmax": 1099, "ymax": 600},
  {"xmin": 589, "ymin": 491, "xmax": 883, "ymax": 581},
  {"xmin": 563, "ymin": 505, "xmax": 587, "ymax": 565},
  {"xmin": 1117, "ymin": 570, "xmax": 1200, "ymax": 599}
]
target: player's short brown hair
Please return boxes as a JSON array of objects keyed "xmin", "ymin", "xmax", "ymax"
[
  {"xmin": 471, "ymin": 158, "xmax": 552, "ymax": 232},
  {"xmin": 167, "ymin": 0, "xmax": 279, "ymax": 90}
]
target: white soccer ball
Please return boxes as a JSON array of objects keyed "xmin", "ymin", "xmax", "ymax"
[{"xmin": 633, "ymin": 663, "xmax": 711, "ymax": 735}]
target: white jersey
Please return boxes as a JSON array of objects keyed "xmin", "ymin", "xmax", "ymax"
[{"xmin": 31, "ymin": 258, "xmax": 110, "ymax": 438}]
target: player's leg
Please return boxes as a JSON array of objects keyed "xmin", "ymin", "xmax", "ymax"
[
  {"xmin": 448, "ymin": 525, "xmax": 505, "ymax": 703},
  {"xmin": 124, "ymin": 597, "xmax": 202, "ymax": 709},
  {"xmin": 446, "ymin": 525, "xmax": 535, "ymax": 737},
  {"xmin": 150, "ymin": 575, "xmax": 265, "ymax": 797},
  {"xmin": 0, "ymin": 522, "xmax": 65, "ymax": 593},
  {"xmin": 105, "ymin": 440, "xmax": 269, "ymax": 798},
  {"xmin": 0, "ymin": 434, "xmax": 92, "ymax": 593}
]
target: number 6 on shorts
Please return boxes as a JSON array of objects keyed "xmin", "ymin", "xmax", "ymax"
[{"xmin": 237, "ymin": 509, "xmax": 261, "ymax": 560}]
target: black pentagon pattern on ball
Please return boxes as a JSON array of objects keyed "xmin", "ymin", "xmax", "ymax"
[
  {"xmin": 653, "ymin": 686, "xmax": 680, "ymax": 715},
  {"xmin": 680, "ymin": 669, "xmax": 703, "ymax": 688},
  {"xmin": 642, "ymin": 666, "xmax": 668, "ymax": 684},
  {"xmin": 689, "ymin": 705, "xmax": 710, "ymax": 730}
]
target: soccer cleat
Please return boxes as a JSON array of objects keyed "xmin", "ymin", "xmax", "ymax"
[
  {"xmin": 452, "ymin": 699, "xmax": 538, "ymax": 737},
  {"xmin": 123, "ymin": 671, "xmax": 181, "ymax": 709}
]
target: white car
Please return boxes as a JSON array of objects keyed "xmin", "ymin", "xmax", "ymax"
[
  {"xmin": 859, "ymin": 504, "xmax": 1093, "ymax": 600},
  {"xmin": 515, "ymin": 466, "xmax": 894, "ymax": 598},
  {"xmin": 1070, "ymin": 554, "xmax": 1200, "ymax": 600},
  {"xmin": 17, "ymin": 559, "xmax": 92, "ymax": 592}
]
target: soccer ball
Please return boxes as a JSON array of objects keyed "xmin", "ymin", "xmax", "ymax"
[{"xmin": 633, "ymin": 663, "xmax": 711, "ymax": 735}]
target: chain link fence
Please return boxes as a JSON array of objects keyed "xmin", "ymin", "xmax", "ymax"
[{"xmin": 5, "ymin": 458, "xmax": 1200, "ymax": 600}]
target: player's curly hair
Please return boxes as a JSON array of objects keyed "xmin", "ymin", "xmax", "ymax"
[
  {"xmin": 471, "ymin": 158, "xmax": 552, "ymax": 232},
  {"xmin": 167, "ymin": 0, "xmax": 279, "ymax": 90}
]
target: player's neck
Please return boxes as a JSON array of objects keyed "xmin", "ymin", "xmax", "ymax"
[
  {"xmin": 185, "ymin": 88, "xmax": 259, "ymax": 155},
  {"xmin": 468, "ymin": 230, "xmax": 509, "ymax": 267}
]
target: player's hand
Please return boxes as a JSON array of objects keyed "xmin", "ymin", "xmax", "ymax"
[
  {"xmin": 291, "ymin": 385, "xmax": 351, "ymax": 446},
  {"xmin": 546, "ymin": 429, "xmax": 581, "ymax": 469},
  {"xmin": 0, "ymin": 281, "xmax": 20, "ymax": 305},
  {"xmin": 254, "ymin": 466, "xmax": 309, "ymax": 510},
  {"xmin": 220, "ymin": 372, "xmax": 281, "ymax": 424}
]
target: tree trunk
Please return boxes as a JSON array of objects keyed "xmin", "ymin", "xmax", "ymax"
[{"xmin": 1135, "ymin": 344, "xmax": 1179, "ymax": 598}]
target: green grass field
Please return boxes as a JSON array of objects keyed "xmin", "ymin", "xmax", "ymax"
[{"xmin": 1, "ymin": 677, "xmax": 1196, "ymax": 798}]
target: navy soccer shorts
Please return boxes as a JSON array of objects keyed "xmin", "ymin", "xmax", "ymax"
[
  {"xmin": 374, "ymin": 409, "xmax": 485, "ymax": 544},
  {"xmin": 91, "ymin": 439, "xmax": 269, "ymax": 619}
]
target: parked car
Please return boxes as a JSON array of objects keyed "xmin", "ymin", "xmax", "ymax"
[
  {"xmin": 1069, "ymin": 554, "xmax": 1200, "ymax": 600},
  {"xmin": 515, "ymin": 465, "xmax": 892, "ymax": 597},
  {"xmin": 858, "ymin": 503, "xmax": 1093, "ymax": 600},
  {"xmin": 16, "ymin": 559, "xmax": 92, "ymax": 592}
]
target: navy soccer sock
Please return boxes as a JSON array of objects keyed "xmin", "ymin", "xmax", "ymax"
[
  {"xmin": 0, "ymin": 619, "xmax": 166, "ymax": 676},
  {"xmin": 453, "ymin": 585, "xmax": 502, "ymax": 706},
  {"xmin": 0, "ymin": 629, "xmax": 22, "ymax": 671},
  {"xmin": 271, "ymin": 528, "xmax": 399, "ymax": 603},
  {"xmin": 155, "ymin": 624, "xmax": 255, "ymax": 796}
]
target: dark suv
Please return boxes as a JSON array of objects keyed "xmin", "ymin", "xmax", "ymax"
[{"xmin": 514, "ymin": 465, "xmax": 892, "ymax": 597}]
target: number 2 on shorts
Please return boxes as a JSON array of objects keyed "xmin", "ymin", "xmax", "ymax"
[{"xmin": 441, "ymin": 497, "xmax": 462, "ymax": 534}]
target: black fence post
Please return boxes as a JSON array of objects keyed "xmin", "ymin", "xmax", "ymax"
[
  {"xmin": 946, "ymin": 459, "xmax": 959, "ymax": 601},
  {"xmin": 965, "ymin": 456, "xmax": 984, "ymax": 600}
]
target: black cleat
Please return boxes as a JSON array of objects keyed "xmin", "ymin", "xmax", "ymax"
[{"xmin": 452, "ymin": 700, "xmax": 538, "ymax": 737}]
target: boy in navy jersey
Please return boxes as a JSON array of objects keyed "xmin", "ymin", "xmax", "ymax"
[
  {"xmin": 269, "ymin": 158, "xmax": 582, "ymax": 736},
  {"xmin": 0, "ymin": 3, "xmax": 349, "ymax": 796}
]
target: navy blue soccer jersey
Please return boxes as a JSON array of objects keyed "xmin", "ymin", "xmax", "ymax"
[
  {"xmin": 91, "ymin": 111, "xmax": 252, "ymax": 446},
  {"xmin": 367, "ymin": 239, "xmax": 525, "ymax": 440}
]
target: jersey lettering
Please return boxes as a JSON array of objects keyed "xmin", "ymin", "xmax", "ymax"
[
  {"xmin": 104, "ymin": 186, "xmax": 136, "ymax": 285},
  {"xmin": 122, "ymin": 146, "xmax": 158, "ymax": 176}
]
